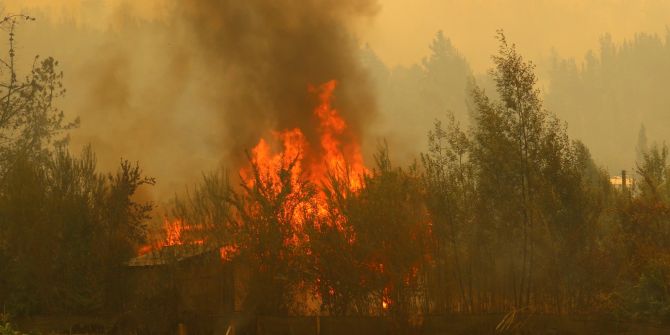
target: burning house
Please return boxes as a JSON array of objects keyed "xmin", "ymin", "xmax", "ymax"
[
  {"xmin": 117, "ymin": 80, "xmax": 381, "ymax": 334},
  {"xmin": 120, "ymin": 220, "xmax": 241, "ymax": 334}
]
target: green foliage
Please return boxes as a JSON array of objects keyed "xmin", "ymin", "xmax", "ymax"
[
  {"xmin": 359, "ymin": 30, "xmax": 473, "ymax": 159},
  {"xmin": 172, "ymin": 170, "xmax": 232, "ymax": 245},
  {"xmin": 0, "ymin": 16, "xmax": 78, "ymax": 182},
  {"xmin": 0, "ymin": 322, "xmax": 28, "ymax": 335},
  {"xmin": 0, "ymin": 17, "xmax": 155, "ymax": 315},
  {"xmin": 410, "ymin": 30, "xmax": 614, "ymax": 315},
  {"xmin": 226, "ymin": 155, "xmax": 316, "ymax": 315},
  {"xmin": 636, "ymin": 143, "xmax": 670, "ymax": 201},
  {"xmin": 0, "ymin": 147, "xmax": 154, "ymax": 314},
  {"xmin": 421, "ymin": 115, "xmax": 476, "ymax": 313},
  {"xmin": 546, "ymin": 32, "xmax": 670, "ymax": 171},
  {"xmin": 4, "ymin": 19, "xmax": 670, "ymax": 329},
  {"xmin": 609, "ymin": 146, "xmax": 670, "ymax": 322},
  {"xmin": 306, "ymin": 144, "xmax": 430, "ymax": 333},
  {"xmin": 624, "ymin": 265, "xmax": 670, "ymax": 322}
]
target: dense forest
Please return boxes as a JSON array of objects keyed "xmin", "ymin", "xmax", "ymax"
[
  {"xmin": 1, "ymin": 13, "xmax": 670, "ymax": 335},
  {"xmin": 363, "ymin": 29, "xmax": 670, "ymax": 174}
]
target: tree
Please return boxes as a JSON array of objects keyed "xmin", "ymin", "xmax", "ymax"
[
  {"xmin": 637, "ymin": 124, "xmax": 649, "ymax": 165},
  {"xmin": 0, "ymin": 18, "xmax": 154, "ymax": 314},
  {"xmin": 421, "ymin": 31, "xmax": 472, "ymax": 124},
  {"xmin": 0, "ymin": 147, "xmax": 154, "ymax": 314},
  {"xmin": 636, "ymin": 143, "xmax": 670, "ymax": 201},
  {"xmin": 421, "ymin": 114, "xmax": 477, "ymax": 313},
  {"xmin": 611, "ymin": 144, "xmax": 670, "ymax": 322},
  {"xmin": 466, "ymin": 31, "xmax": 604, "ymax": 312},
  {"xmin": 0, "ymin": 15, "xmax": 78, "ymax": 183},
  {"xmin": 469, "ymin": 31, "xmax": 547, "ymax": 309},
  {"xmin": 172, "ymin": 170, "xmax": 234, "ymax": 247},
  {"xmin": 226, "ymin": 153, "xmax": 316, "ymax": 316},
  {"xmin": 319, "ymin": 145, "xmax": 430, "ymax": 331}
]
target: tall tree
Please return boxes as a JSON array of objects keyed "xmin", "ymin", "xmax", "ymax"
[
  {"xmin": 0, "ymin": 15, "xmax": 78, "ymax": 183},
  {"xmin": 421, "ymin": 114, "xmax": 477, "ymax": 313},
  {"xmin": 421, "ymin": 31, "xmax": 473, "ymax": 124},
  {"xmin": 636, "ymin": 124, "xmax": 649, "ymax": 166},
  {"xmin": 467, "ymin": 31, "xmax": 600, "ymax": 311}
]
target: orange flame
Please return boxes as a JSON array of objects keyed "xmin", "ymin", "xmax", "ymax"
[
  {"xmin": 137, "ymin": 81, "xmax": 367, "ymax": 265},
  {"xmin": 241, "ymin": 80, "xmax": 368, "ymax": 225},
  {"xmin": 309, "ymin": 80, "xmax": 367, "ymax": 190},
  {"xmin": 137, "ymin": 218, "xmax": 204, "ymax": 256},
  {"xmin": 238, "ymin": 80, "xmax": 369, "ymax": 297},
  {"xmin": 382, "ymin": 286, "xmax": 392, "ymax": 310}
]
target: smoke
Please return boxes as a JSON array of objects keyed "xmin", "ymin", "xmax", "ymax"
[
  {"xmin": 176, "ymin": 0, "xmax": 380, "ymax": 164},
  {"xmin": 11, "ymin": 0, "xmax": 379, "ymax": 201}
]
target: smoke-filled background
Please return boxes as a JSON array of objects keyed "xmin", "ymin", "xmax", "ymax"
[
  {"xmin": 5, "ymin": 0, "xmax": 670, "ymax": 200},
  {"xmin": 2, "ymin": 0, "xmax": 379, "ymax": 202},
  {"xmin": 177, "ymin": 0, "xmax": 378, "ymax": 163}
]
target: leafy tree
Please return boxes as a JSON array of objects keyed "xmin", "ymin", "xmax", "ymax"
[
  {"xmin": 0, "ymin": 147, "xmax": 154, "ymax": 314},
  {"xmin": 0, "ymin": 15, "xmax": 78, "ymax": 183},
  {"xmin": 610, "ymin": 144, "xmax": 670, "ymax": 322},
  {"xmin": 172, "ymin": 170, "xmax": 233, "ymax": 246},
  {"xmin": 226, "ymin": 154, "xmax": 316, "ymax": 316},
  {"xmin": 463, "ymin": 31, "xmax": 606, "ymax": 313},
  {"xmin": 421, "ymin": 31, "xmax": 473, "ymax": 124},
  {"xmin": 317, "ymin": 145, "xmax": 430, "ymax": 331},
  {"xmin": 421, "ymin": 114, "xmax": 477, "ymax": 313},
  {"xmin": 469, "ymin": 30, "xmax": 548, "ymax": 309},
  {"xmin": 637, "ymin": 124, "xmax": 649, "ymax": 165},
  {"xmin": 636, "ymin": 143, "xmax": 670, "ymax": 201}
]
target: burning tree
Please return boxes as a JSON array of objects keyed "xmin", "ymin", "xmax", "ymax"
[
  {"xmin": 320, "ymin": 145, "xmax": 431, "ymax": 329},
  {"xmin": 223, "ymin": 80, "xmax": 368, "ymax": 316}
]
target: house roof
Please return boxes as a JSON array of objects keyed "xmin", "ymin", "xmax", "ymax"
[{"xmin": 126, "ymin": 243, "xmax": 218, "ymax": 267}]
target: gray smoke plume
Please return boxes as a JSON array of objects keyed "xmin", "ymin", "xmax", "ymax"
[
  {"xmin": 16, "ymin": 0, "xmax": 379, "ymax": 201},
  {"xmin": 177, "ymin": 0, "xmax": 379, "ymax": 165}
]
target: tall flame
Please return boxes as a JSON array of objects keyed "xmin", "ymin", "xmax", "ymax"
[
  {"xmin": 137, "ymin": 80, "xmax": 367, "ymax": 275},
  {"xmin": 310, "ymin": 80, "xmax": 367, "ymax": 190},
  {"xmin": 241, "ymin": 80, "xmax": 368, "ymax": 223}
]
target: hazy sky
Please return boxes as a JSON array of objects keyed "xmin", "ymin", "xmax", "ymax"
[
  {"xmin": 364, "ymin": 0, "xmax": 670, "ymax": 71},
  {"xmin": 7, "ymin": 0, "xmax": 670, "ymax": 72},
  {"xmin": 3, "ymin": 0, "xmax": 670, "ymax": 199}
]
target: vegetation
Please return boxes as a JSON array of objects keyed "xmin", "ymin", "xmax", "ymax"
[
  {"xmin": 2, "ymin": 13, "xmax": 670, "ymax": 335},
  {"xmin": 152, "ymin": 30, "xmax": 670, "ymax": 331},
  {"xmin": 191, "ymin": 30, "xmax": 670, "ymax": 325},
  {"xmin": 0, "ymin": 322, "xmax": 27, "ymax": 335},
  {"xmin": 0, "ymin": 16, "xmax": 154, "ymax": 315}
]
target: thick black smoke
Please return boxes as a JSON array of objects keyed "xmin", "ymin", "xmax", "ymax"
[
  {"xmin": 13, "ymin": 1, "xmax": 379, "ymax": 201},
  {"xmin": 177, "ymin": 0, "xmax": 379, "ymax": 163}
]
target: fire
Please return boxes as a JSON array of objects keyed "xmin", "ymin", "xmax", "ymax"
[
  {"xmin": 219, "ymin": 244, "xmax": 239, "ymax": 261},
  {"xmin": 137, "ymin": 81, "xmax": 367, "ymax": 265},
  {"xmin": 165, "ymin": 219, "xmax": 186, "ymax": 246},
  {"xmin": 137, "ymin": 218, "xmax": 204, "ymax": 255},
  {"xmin": 309, "ymin": 80, "xmax": 367, "ymax": 190},
  {"xmin": 240, "ymin": 80, "xmax": 369, "ymax": 303},
  {"xmin": 244, "ymin": 128, "xmax": 307, "ymax": 192},
  {"xmin": 137, "ymin": 218, "xmax": 241, "ymax": 262},
  {"xmin": 242, "ymin": 80, "xmax": 368, "ymax": 223},
  {"xmin": 382, "ymin": 287, "xmax": 391, "ymax": 310}
]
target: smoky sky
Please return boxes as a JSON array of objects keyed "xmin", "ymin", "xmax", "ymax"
[
  {"xmin": 8, "ymin": 0, "xmax": 670, "ymax": 201},
  {"xmin": 177, "ymin": 0, "xmax": 379, "ymax": 164},
  {"xmin": 1, "ymin": 0, "xmax": 380, "ymax": 201}
]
